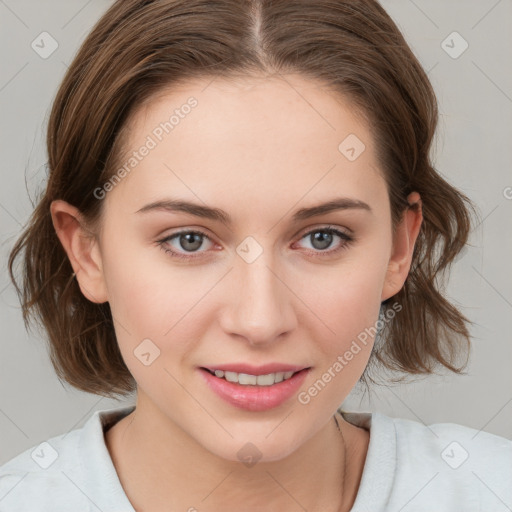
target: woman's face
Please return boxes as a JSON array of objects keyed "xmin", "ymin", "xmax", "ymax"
[{"xmin": 91, "ymin": 74, "xmax": 412, "ymax": 461}]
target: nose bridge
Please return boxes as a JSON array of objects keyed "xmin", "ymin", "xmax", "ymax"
[{"xmin": 222, "ymin": 246, "xmax": 297, "ymax": 344}]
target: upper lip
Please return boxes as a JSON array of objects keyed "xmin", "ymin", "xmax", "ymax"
[{"xmin": 201, "ymin": 363, "xmax": 310, "ymax": 375}]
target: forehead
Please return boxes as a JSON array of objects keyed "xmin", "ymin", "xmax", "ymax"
[{"xmin": 107, "ymin": 74, "xmax": 386, "ymax": 216}]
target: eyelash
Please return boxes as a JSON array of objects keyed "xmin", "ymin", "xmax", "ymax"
[{"xmin": 156, "ymin": 226, "xmax": 354, "ymax": 261}]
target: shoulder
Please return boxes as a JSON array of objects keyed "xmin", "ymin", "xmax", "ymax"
[
  {"xmin": 385, "ymin": 413, "xmax": 512, "ymax": 510},
  {"xmin": 390, "ymin": 413, "xmax": 512, "ymax": 467},
  {"xmin": 0, "ymin": 406, "xmax": 135, "ymax": 512},
  {"xmin": 0, "ymin": 428, "xmax": 88, "ymax": 511},
  {"xmin": 342, "ymin": 409, "xmax": 512, "ymax": 511}
]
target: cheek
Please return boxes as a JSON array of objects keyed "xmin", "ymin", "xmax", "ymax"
[
  {"xmin": 101, "ymin": 228, "xmax": 199, "ymax": 331},
  {"xmin": 297, "ymin": 254, "xmax": 388, "ymax": 344},
  {"xmin": 293, "ymin": 263, "xmax": 386, "ymax": 409},
  {"xmin": 100, "ymin": 237, "xmax": 225, "ymax": 374}
]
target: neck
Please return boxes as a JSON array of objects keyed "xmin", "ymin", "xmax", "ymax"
[{"xmin": 105, "ymin": 399, "xmax": 362, "ymax": 512}]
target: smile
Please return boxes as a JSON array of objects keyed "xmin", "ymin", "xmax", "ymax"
[
  {"xmin": 198, "ymin": 366, "xmax": 311, "ymax": 412},
  {"xmin": 203, "ymin": 368, "xmax": 298, "ymax": 386}
]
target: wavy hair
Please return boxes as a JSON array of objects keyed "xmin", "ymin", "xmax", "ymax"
[{"xmin": 9, "ymin": 0, "xmax": 474, "ymax": 398}]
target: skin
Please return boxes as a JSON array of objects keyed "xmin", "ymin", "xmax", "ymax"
[{"xmin": 51, "ymin": 73, "xmax": 422, "ymax": 512}]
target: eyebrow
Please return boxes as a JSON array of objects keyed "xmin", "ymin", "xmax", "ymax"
[{"xmin": 135, "ymin": 197, "xmax": 372, "ymax": 225}]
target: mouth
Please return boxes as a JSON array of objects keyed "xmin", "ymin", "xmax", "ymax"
[
  {"xmin": 200, "ymin": 367, "xmax": 305, "ymax": 386},
  {"xmin": 198, "ymin": 365, "xmax": 311, "ymax": 412}
]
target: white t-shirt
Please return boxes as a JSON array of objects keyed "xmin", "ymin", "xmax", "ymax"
[{"xmin": 0, "ymin": 405, "xmax": 510, "ymax": 511}]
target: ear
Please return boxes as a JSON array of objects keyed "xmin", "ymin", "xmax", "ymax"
[
  {"xmin": 381, "ymin": 192, "xmax": 423, "ymax": 302},
  {"xmin": 50, "ymin": 200, "xmax": 108, "ymax": 304}
]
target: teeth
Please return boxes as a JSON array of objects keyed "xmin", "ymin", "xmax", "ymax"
[
  {"xmin": 238, "ymin": 373, "xmax": 257, "ymax": 385},
  {"xmin": 209, "ymin": 369, "xmax": 299, "ymax": 386},
  {"xmin": 225, "ymin": 371, "xmax": 238, "ymax": 383}
]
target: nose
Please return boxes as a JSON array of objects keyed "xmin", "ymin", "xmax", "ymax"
[{"xmin": 219, "ymin": 253, "xmax": 298, "ymax": 346}]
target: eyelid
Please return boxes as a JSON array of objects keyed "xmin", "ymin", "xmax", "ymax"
[
  {"xmin": 295, "ymin": 223, "xmax": 353, "ymax": 239},
  {"xmin": 157, "ymin": 224, "xmax": 353, "ymax": 259},
  {"xmin": 292, "ymin": 225, "xmax": 353, "ymax": 253},
  {"xmin": 160, "ymin": 228, "xmax": 216, "ymax": 246}
]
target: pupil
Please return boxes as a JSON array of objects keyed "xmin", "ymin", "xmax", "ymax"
[
  {"xmin": 180, "ymin": 233, "xmax": 202, "ymax": 251},
  {"xmin": 177, "ymin": 231, "xmax": 334, "ymax": 252},
  {"xmin": 312, "ymin": 231, "xmax": 332, "ymax": 250}
]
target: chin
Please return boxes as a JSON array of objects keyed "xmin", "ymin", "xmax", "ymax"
[{"xmin": 201, "ymin": 431, "xmax": 301, "ymax": 465}]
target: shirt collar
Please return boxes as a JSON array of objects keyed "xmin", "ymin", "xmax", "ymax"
[{"xmin": 78, "ymin": 405, "xmax": 396, "ymax": 511}]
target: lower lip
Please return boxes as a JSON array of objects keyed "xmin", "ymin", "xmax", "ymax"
[{"xmin": 199, "ymin": 368, "xmax": 310, "ymax": 412}]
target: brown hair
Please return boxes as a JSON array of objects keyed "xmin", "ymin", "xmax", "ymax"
[{"xmin": 8, "ymin": 0, "xmax": 474, "ymax": 398}]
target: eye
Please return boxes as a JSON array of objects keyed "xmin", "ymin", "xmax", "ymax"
[
  {"xmin": 157, "ymin": 230, "xmax": 214, "ymax": 259},
  {"xmin": 295, "ymin": 226, "xmax": 353, "ymax": 256},
  {"xmin": 157, "ymin": 225, "xmax": 354, "ymax": 261}
]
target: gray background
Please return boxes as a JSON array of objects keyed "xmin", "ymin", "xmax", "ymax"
[{"xmin": 0, "ymin": 0, "xmax": 511, "ymax": 465}]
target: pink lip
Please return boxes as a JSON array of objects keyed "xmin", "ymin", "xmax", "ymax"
[
  {"xmin": 203, "ymin": 363, "xmax": 307, "ymax": 375},
  {"xmin": 198, "ymin": 367, "xmax": 311, "ymax": 412}
]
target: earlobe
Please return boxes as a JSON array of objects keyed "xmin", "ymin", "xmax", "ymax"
[
  {"xmin": 50, "ymin": 200, "xmax": 108, "ymax": 304},
  {"xmin": 381, "ymin": 192, "xmax": 423, "ymax": 302}
]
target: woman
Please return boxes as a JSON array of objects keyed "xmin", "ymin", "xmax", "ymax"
[{"xmin": 2, "ymin": 0, "xmax": 510, "ymax": 510}]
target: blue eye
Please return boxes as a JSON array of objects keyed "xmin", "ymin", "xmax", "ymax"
[
  {"xmin": 157, "ymin": 225, "xmax": 353, "ymax": 260},
  {"xmin": 157, "ymin": 230, "xmax": 214, "ymax": 259},
  {"xmin": 296, "ymin": 226, "xmax": 353, "ymax": 255}
]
